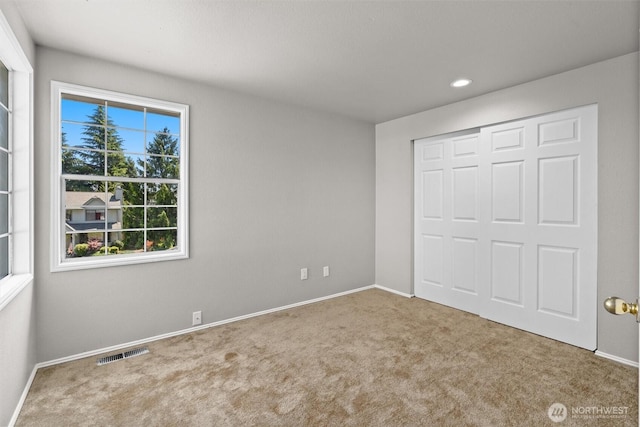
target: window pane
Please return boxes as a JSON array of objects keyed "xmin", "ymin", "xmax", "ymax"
[
  {"xmin": 0, "ymin": 62, "xmax": 7, "ymax": 108},
  {"xmin": 147, "ymin": 229, "xmax": 177, "ymax": 251},
  {"xmin": 122, "ymin": 206, "xmax": 144, "ymax": 229},
  {"xmin": 101, "ymin": 127, "xmax": 119, "ymax": 151},
  {"xmin": 119, "ymin": 129, "xmax": 146, "ymax": 155},
  {"xmin": 0, "ymin": 236, "xmax": 7, "ymax": 279},
  {"xmin": 83, "ymin": 125, "xmax": 107, "ymax": 150},
  {"xmin": 65, "ymin": 232, "xmax": 107, "ymax": 259},
  {"xmin": 146, "ymin": 130, "xmax": 180, "ymax": 156},
  {"xmin": 107, "ymin": 231, "xmax": 124, "ymax": 250},
  {"xmin": 61, "ymin": 98, "xmax": 104, "ymax": 124},
  {"xmin": 0, "ymin": 193, "xmax": 7, "ymax": 234},
  {"xmin": 61, "ymin": 122, "xmax": 89, "ymax": 148},
  {"xmin": 147, "ymin": 183, "xmax": 178, "ymax": 205},
  {"xmin": 0, "ymin": 108, "xmax": 7, "ymax": 150},
  {"xmin": 146, "ymin": 111, "xmax": 180, "ymax": 135},
  {"xmin": 107, "ymin": 104, "xmax": 144, "ymax": 130},
  {"xmin": 121, "ymin": 230, "xmax": 144, "ymax": 252},
  {"xmin": 147, "ymin": 207, "xmax": 177, "ymax": 228},
  {"xmin": 65, "ymin": 179, "xmax": 109, "ymax": 207},
  {"xmin": 62, "ymin": 149, "xmax": 104, "ymax": 176},
  {"xmin": 106, "ymin": 151, "xmax": 136, "ymax": 178},
  {"xmin": 145, "ymin": 154, "xmax": 179, "ymax": 179},
  {"xmin": 65, "ymin": 234, "xmax": 82, "ymax": 258},
  {"xmin": 86, "ymin": 233, "xmax": 106, "ymax": 249},
  {"xmin": 127, "ymin": 154, "xmax": 144, "ymax": 177},
  {"xmin": 121, "ymin": 182, "xmax": 145, "ymax": 206},
  {"xmin": 65, "ymin": 178, "xmax": 105, "ymax": 194},
  {"xmin": 0, "ymin": 150, "xmax": 7, "ymax": 192}
]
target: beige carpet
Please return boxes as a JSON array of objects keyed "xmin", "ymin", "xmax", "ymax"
[{"xmin": 17, "ymin": 289, "xmax": 638, "ymax": 426}]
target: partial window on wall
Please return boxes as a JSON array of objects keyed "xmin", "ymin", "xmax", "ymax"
[
  {"xmin": 0, "ymin": 61, "xmax": 10, "ymax": 280},
  {"xmin": 0, "ymin": 9, "xmax": 34, "ymax": 310},
  {"xmin": 51, "ymin": 82, "xmax": 189, "ymax": 271}
]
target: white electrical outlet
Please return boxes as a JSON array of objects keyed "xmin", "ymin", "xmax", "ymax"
[
  {"xmin": 323, "ymin": 266, "xmax": 330, "ymax": 277},
  {"xmin": 301, "ymin": 268, "xmax": 308, "ymax": 280},
  {"xmin": 192, "ymin": 311, "xmax": 202, "ymax": 326}
]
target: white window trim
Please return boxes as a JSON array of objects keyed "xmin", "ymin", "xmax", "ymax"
[
  {"xmin": 50, "ymin": 81, "xmax": 189, "ymax": 272},
  {"xmin": 0, "ymin": 10, "xmax": 34, "ymax": 311}
]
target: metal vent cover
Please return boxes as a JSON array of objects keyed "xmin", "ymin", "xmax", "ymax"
[{"xmin": 97, "ymin": 347, "xmax": 149, "ymax": 366}]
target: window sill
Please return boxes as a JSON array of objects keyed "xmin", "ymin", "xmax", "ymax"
[
  {"xmin": 0, "ymin": 273, "xmax": 34, "ymax": 312},
  {"xmin": 51, "ymin": 249, "xmax": 188, "ymax": 272}
]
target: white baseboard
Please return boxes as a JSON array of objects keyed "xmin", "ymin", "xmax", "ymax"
[
  {"xmin": 38, "ymin": 284, "xmax": 377, "ymax": 368},
  {"xmin": 595, "ymin": 350, "xmax": 639, "ymax": 368},
  {"xmin": 8, "ymin": 364, "xmax": 38, "ymax": 427},
  {"xmin": 373, "ymin": 284, "xmax": 414, "ymax": 298}
]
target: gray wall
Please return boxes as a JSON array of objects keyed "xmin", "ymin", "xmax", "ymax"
[
  {"xmin": 35, "ymin": 47, "xmax": 375, "ymax": 362},
  {"xmin": 0, "ymin": 2, "xmax": 36, "ymax": 425},
  {"xmin": 0, "ymin": 1, "xmax": 34, "ymax": 62},
  {"xmin": 0, "ymin": 283, "xmax": 36, "ymax": 426},
  {"xmin": 376, "ymin": 52, "xmax": 639, "ymax": 362}
]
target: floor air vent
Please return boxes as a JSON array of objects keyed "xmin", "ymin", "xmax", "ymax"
[{"xmin": 97, "ymin": 347, "xmax": 149, "ymax": 366}]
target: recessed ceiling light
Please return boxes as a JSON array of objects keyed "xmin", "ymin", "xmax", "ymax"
[{"xmin": 450, "ymin": 78, "xmax": 472, "ymax": 88}]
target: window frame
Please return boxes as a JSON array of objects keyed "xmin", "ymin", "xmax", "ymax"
[
  {"xmin": 51, "ymin": 81, "xmax": 189, "ymax": 272},
  {"xmin": 0, "ymin": 11, "xmax": 33, "ymax": 310},
  {"xmin": 0, "ymin": 60, "xmax": 11, "ymax": 280}
]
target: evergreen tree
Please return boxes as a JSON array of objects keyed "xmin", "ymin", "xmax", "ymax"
[
  {"xmin": 113, "ymin": 154, "xmax": 144, "ymax": 250},
  {"xmin": 62, "ymin": 130, "xmax": 93, "ymax": 191},
  {"xmin": 139, "ymin": 127, "xmax": 179, "ymax": 179},
  {"xmin": 78, "ymin": 105, "xmax": 129, "ymax": 192},
  {"xmin": 121, "ymin": 178, "xmax": 145, "ymax": 250},
  {"xmin": 73, "ymin": 106, "xmax": 143, "ymax": 248},
  {"xmin": 139, "ymin": 128, "xmax": 179, "ymax": 250}
]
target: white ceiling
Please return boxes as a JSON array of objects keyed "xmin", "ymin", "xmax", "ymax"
[{"xmin": 12, "ymin": 0, "xmax": 640, "ymax": 123}]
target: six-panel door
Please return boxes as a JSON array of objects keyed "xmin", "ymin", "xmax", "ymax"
[{"xmin": 414, "ymin": 105, "xmax": 597, "ymax": 350}]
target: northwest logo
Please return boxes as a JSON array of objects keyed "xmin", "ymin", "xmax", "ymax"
[{"xmin": 548, "ymin": 403, "xmax": 568, "ymax": 423}]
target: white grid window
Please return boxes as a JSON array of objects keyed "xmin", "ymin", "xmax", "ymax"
[
  {"xmin": 51, "ymin": 82, "xmax": 189, "ymax": 271},
  {"xmin": 0, "ymin": 9, "xmax": 33, "ymax": 311},
  {"xmin": 0, "ymin": 60, "xmax": 10, "ymax": 280}
]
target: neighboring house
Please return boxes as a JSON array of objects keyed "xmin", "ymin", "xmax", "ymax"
[{"xmin": 64, "ymin": 187, "xmax": 123, "ymax": 249}]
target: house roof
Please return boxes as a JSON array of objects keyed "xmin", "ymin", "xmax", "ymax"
[{"xmin": 65, "ymin": 192, "xmax": 122, "ymax": 210}]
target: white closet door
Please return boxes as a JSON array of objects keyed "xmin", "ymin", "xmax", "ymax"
[
  {"xmin": 479, "ymin": 105, "xmax": 597, "ymax": 350},
  {"xmin": 414, "ymin": 105, "xmax": 597, "ymax": 350},
  {"xmin": 414, "ymin": 131, "xmax": 482, "ymax": 315}
]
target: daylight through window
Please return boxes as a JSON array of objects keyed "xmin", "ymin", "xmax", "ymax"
[
  {"xmin": 52, "ymin": 82, "xmax": 189, "ymax": 270},
  {"xmin": 0, "ymin": 61, "xmax": 10, "ymax": 280}
]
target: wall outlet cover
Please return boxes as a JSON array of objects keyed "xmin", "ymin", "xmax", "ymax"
[{"xmin": 192, "ymin": 311, "xmax": 202, "ymax": 326}]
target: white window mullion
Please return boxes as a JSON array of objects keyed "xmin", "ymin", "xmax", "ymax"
[
  {"xmin": 60, "ymin": 174, "xmax": 179, "ymax": 185},
  {"xmin": 143, "ymin": 107, "xmax": 148, "ymax": 253}
]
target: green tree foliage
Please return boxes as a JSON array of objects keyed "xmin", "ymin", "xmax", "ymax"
[
  {"xmin": 64, "ymin": 111, "xmax": 180, "ymax": 251},
  {"xmin": 62, "ymin": 131, "xmax": 93, "ymax": 191},
  {"xmin": 139, "ymin": 128, "xmax": 179, "ymax": 250},
  {"xmin": 141, "ymin": 127, "xmax": 179, "ymax": 179},
  {"xmin": 76, "ymin": 105, "xmax": 130, "ymax": 192},
  {"xmin": 117, "ymin": 158, "xmax": 144, "ymax": 250}
]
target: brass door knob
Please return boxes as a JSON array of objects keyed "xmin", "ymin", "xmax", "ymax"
[{"xmin": 603, "ymin": 297, "xmax": 639, "ymax": 322}]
